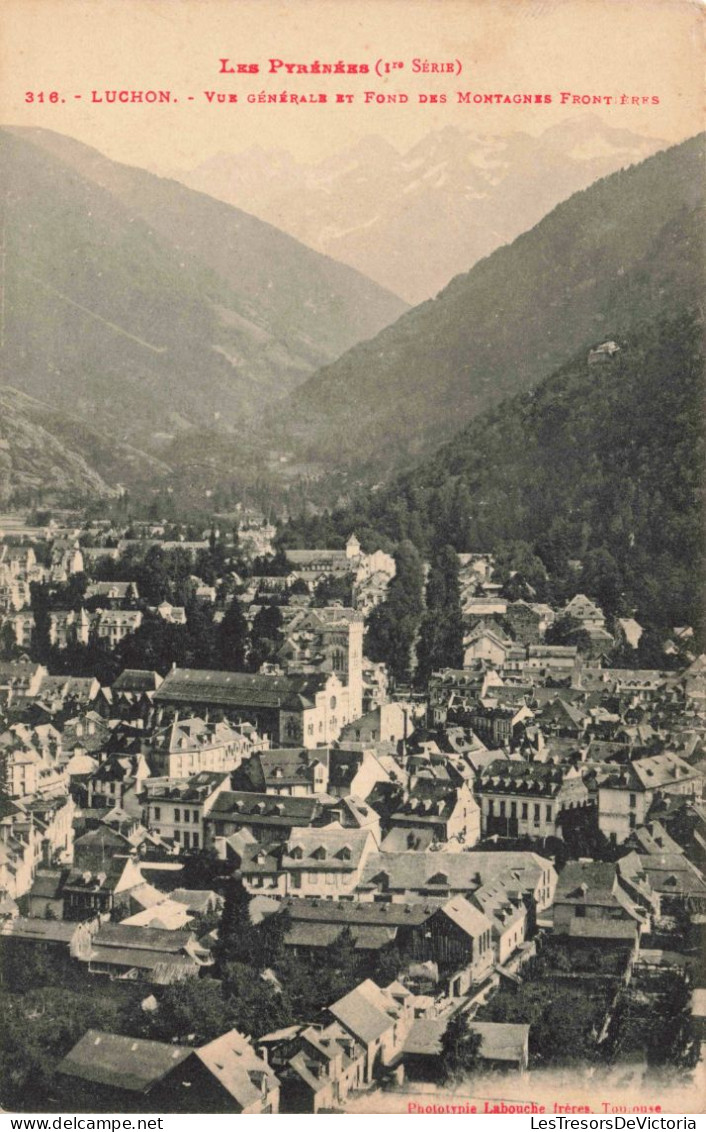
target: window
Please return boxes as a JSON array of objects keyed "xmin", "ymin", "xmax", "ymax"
[
  {"xmin": 629, "ymin": 813, "xmax": 636, "ymax": 829},
  {"xmin": 521, "ymin": 803, "xmax": 528, "ymax": 820},
  {"xmin": 629, "ymin": 793, "xmax": 637, "ymax": 808},
  {"xmin": 153, "ymin": 806, "xmax": 161, "ymax": 820},
  {"xmin": 510, "ymin": 801, "xmax": 517, "ymax": 819},
  {"xmin": 499, "ymin": 801, "xmax": 506, "ymax": 818},
  {"xmin": 174, "ymin": 808, "xmax": 181, "ymax": 822},
  {"xmin": 326, "ymin": 872, "xmax": 336, "ymax": 885},
  {"xmin": 192, "ymin": 832, "xmax": 199, "ymax": 848},
  {"xmin": 534, "ymin": 804, "xmax": 540, "ymax": 826},
  {"xmin": 488, "ymin": 801, "xmax": 494, "ymax": 817},
  {"xmin": 174, "ymin": 830, "xmax": 180, "ymax": 842},
  {"xmin": 546, "ymin": 804, "xmax": 552, "ymax": 821},
  {"xmin": 183, "ymin": 831, "xmax": 190, "ymax": 849},
  {"xmin": 575, "ymin": 905, "xmax": 586, "ymax": 918}
]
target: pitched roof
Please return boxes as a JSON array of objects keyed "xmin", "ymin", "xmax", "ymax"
[
  {"xmin": 57, "ymin": 1030, "xmax": 192, "ymax": 1092},
  {"xmin": 88, "ymin": 946, "xmax": 199, "ymax": 975},
  {"xmin": 439, "ymin": 895, "xmax": 493, "ymax": 938},
  {"xmin": 360, "ymin": 850, "xmax": 550, "ymax": 895},
  {"xmin": 0, "ymin": 917, "xmax": 79, "ymax": 943},
  {"xmin": 280, "ymin": 828, "xmax": 372, "ymax": 871},
  {"xmin": 93, "ymin": 924, "xmax": 194, "ymax": 952},
  {"xmin": 478, "ymin": 760, "xmax": 577, "ymax": 797},
  {"xmin": 112, "ymin": 669, "xmax": 163, "ymax": 693},
  {"xmin": 280, "ymin": 897, "xmax": 433, "ymax": 928},
  {"xmin": 403, "ymin": 1019, "xmax": 528, "ymax": 1062},
  {"xmin": 195, "ymin": 1029, "xmax": 277, "ymax": 1109},
  {"xmin": 154, "ymin": 667, "xmax": 329, "ymax": 710},
  {"xmin": 632, "ymin": 753, "xmax": 701, "ymax": 790},
  {"xmin": 328, "ymin": 980, "xmax": 397, "ymax": 1045},
  {"xmin": 209, "ymin": 791, "xmax": 321, "ymax": 826},
  {"xmin": 567, "ymin": 919, "xmax": 638, "ymax": 941}
]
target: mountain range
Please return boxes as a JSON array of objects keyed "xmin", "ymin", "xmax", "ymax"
[
  {"xmin": 0, "ymin": 127, "xmax": 702, "ymax": 521},
  {"xmin": 177, "ymin": 118, "xmax": 665, "ymax": 304},
  {"xmin": 0, "ymin": 127, "xmax": 406, "ymax": 453},
  {"xmin": 270, "ymin": 134, "xmax": 704, "ymax": 478}
]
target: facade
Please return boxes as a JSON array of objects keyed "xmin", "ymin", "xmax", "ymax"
[
  {"xmin": 237, "ymin": 747, "xmax": 329, "ymax": 796},
  {"xmin": 143, "ymin": 771, "xmax": 232, "ymax": 850},
  {"xmin": 598, "ymin": 753, "xmax": 703, "ymax": 843},
  {"xmin": 154, "ymin": 667, "xmax": 349, "ymax": 748},
  {"xmin": 147, "ymin": 717, "xmax": 256, "ymax": 778},
  {"xmin": 477, "ymin": 759, "xmax": 590, "ymax": 839},
  {"xmin": 57, "ymin": 1028, "xmax": 279, "ymax": 1113},
  {"xmin": 278, "ymin": 606, "xmax": 364, "ymax": 721},
  {"xmin": 240, "ymin": 827, "xmax": 376, "ymax": 898},
  {"xmin": 388, "ymin": 780, "xmax": 481, "ymax": 846}
]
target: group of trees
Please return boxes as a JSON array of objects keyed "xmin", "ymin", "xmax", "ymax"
[
  {"xmin": 363, "ymin": 539, "xmax": 465, "ymax": 689},
  {"xmin": 364, "ymin": 540, "xmax": 425, "ymax": 684},
  {"xmin": 18, "ymin": 590, "xmax": 267, "ymax": 684},
  {"xmin": 212, "ymin": 881, "xmax": 402, "ymax": 1028},
  {"xmin": 0, "ymin": 538, "xmax": 297, "ymax": 678},
  {"xmin": 416, "ymin": 545, "xmax": 463, "ymax": 684},
  {"xmin": 605, "ymin": 970, "xmax": 700, "ymax": 1071}
]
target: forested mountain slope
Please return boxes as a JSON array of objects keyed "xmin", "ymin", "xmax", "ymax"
[{"xmin": 273, "ymin": 135, "xmax": 704, "ymax": 479}]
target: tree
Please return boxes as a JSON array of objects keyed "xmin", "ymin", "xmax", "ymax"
[
  {"xmin": 146, "ymin": 978, "xmax": 230, "ymax": 1045},
  {"xmin": 0, "ymin": 985, "xmax": 127, "ymax": 1111},
  {"xmin": 250, "ymin": 604, "xmax": 284, "ymax": 670},
  {"xmin": 214, "ymin": 878, "xmax": 256, "ymax": 968},
  {"xmin": 180, "ymin": 846, "xmax": 221, "ymax": 890},
  {"xmin": 220, "ymin": 961, "xmax": 293, "ymax": 1038},
  {"xmin": 364, "ymin": 540, "xmax": 424, "ymax": 685},
  {"xmin": 217, "ymin": 597, "xmax": 249, "ymax": 670},
  {"xmin": 416, "ymin": 544, "xmax": 463, "ymax": 685},
  {"xmin": 0, "ymin": 620, "xmax": 19, "ymax": 660},
  {"xmin": 439, "ymin": 1013, "xmax": 483, "ymax": 1083},
  {"xmin": 545, "ymin": 614, "xmax": 592, "ymax": 652},
  {"xmin": 313, "ymin": 574, "xmax": 353, "ymax": 607},
  {"xmin": 29, "ymin": 581, "xmax": 52, "ymax": 663},
  {"xmin": 580, "ymin": 547, "xmax": 625, "ymax": 619},
  {"xmin": 185, "ymin": 601, "xmax": 219, "ymax": 668}
]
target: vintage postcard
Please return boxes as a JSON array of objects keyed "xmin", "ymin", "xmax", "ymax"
[{"xmin": 0, "ymin": 0, "xmax": 704, "ymax": 1119}]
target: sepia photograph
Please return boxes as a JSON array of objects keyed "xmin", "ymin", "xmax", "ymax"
[{"xmin": 0, "ymin": 0, "xmax": 704, "ymax": 1118}]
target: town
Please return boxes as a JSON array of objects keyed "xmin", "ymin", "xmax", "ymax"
[{"xmin": 0, "ymin": 507, "xmax": 703, "ymax": 1113}]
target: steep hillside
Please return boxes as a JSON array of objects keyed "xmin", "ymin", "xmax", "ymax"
[
  {"xmin": 181, "ymin": 118, "xmax": 663, "ymax": 303},
  {"xmin": 271, "ymin": 135, "xmax": 704, "ymax": 477},
  {"xmin": 0, "ymin": 388, "xmax": 115, "ymax": 505},
  {"xmin": 0, "ymin": 128, "xmax": 406, "ymax": 448}
]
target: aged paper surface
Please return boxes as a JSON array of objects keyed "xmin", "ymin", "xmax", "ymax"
[{"xmin": 0, "ymin": 0, "xmax": 704, "ymax": 1119}]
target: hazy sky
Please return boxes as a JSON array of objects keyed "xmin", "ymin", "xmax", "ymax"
[{"xmin": 2, "ymin": 0, "xmax": 702, "ymax": 173}]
